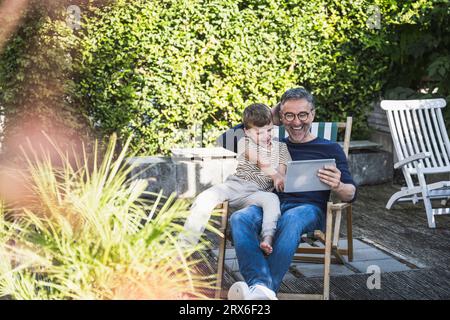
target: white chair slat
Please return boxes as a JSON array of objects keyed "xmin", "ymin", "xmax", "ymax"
[
  {"xmin": 323, "ymin": 123, "xmax": 332, "ymax": 140},
  {"xmin": 380, "ymin": 98, "xmax": 446, "ymax": 111},
  {"xmin": 389, "ymin": 110, "xmax": 416, "ymax": 187},
  {"xmin": 399, "ymin": 109, "xmax": 416, "ymax": 163},
  {"xmin": 424, "ymin": 108, "xmax": 444, "ymax": 167},
  {"xmin": 437, "ymin": 108, "xmax": 450, "ymax": 160},
  {"xmin": 273, "ymin": 125, "xmax": 281, "ymax": 139},
  {"xmin": 411, "ymin": 166, "xmax": 450, "ymax": 175},
  {"xmin": 431, "ymin": 108, "xmax": 450, "ymax": 166},
  {"xmin": 398, "ymin": 109, "xmax": 418, "ymax": 177},
  {"xmin": 411, "ymin": 109, "xmax": 432, "ymax": 168},
  {"xmin": 405, "ymin": 109, "xmax": 426, "ymax": 168},
  {"xmin": 417, "ymin": 108, "xmax": 438, "ymax": 167},
  {"xmin": 391, "ymin": 110, "xmax": 408, "ymax": 161},
  {"xmin": 310, "ymin": 123, "xmax": 319, "ymax": 137}
]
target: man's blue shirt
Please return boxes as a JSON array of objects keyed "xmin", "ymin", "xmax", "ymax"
[{"xmin": 277, "ymin": 136, "xmax": 356, "ymax": 213}]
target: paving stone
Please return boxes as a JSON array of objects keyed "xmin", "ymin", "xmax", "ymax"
[
  {"xmin": 232, "ymin": 271, "xmax": 245, "ymax": 282},
  {"xmin": 295, "ymin": 239, "xmax": 382, "ymax": 262},
  {"xmin": 349, "ymin": 259, "xmax": 411, "ymax": 273},
  {"xmin": 282, "ymin": 270, "xmax": 300, "ymax": 282},
  {"xmin": 350, "ymin": 247, "xmax": 392, "ymax": 262},
  {"xmin": 339, "ymin": 239, "xmax": 373, "ymax": 250},
  {"xmin": 211, "ymin": 248, "xmax": 236, "ymax": 260},
  {"xmin": 297, "ymin": 239, "xmax": 372, "ymax": 251},
  {"xmin": 298, "ymin": 241, "xmax": 324, "ymax": 248},
  {"xmin": 225, "ymin": 258, "xmax": 240, "ymax": 272},
  {"xmin": 292, "ymin": 263, "xmax": 355, "ymax": 278}
]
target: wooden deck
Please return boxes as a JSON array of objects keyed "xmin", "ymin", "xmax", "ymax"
[{"xmin": 203, "ymin": 182, "xmax": 450, "ymax": 300}]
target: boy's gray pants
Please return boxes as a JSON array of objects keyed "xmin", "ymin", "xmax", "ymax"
[{"xmin": 180, "ymin": 175, "xmax": 280, "ymax": 246}]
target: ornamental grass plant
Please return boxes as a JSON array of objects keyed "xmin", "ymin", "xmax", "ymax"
[{"xmin": 0, "ymin": 134, "xmax": 219, "ymax": 299}]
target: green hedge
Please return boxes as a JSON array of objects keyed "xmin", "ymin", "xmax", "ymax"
[
  {"xmin": 75, "ymin": 0, "xmax": 391, "ymax": 155},
  {"xmin": 382, "ymin": 1, "xmax": 450, "ymax": 123},
  {"xmin": 1, "ymin": 0, "xmax": 448, "ymax": 156}
]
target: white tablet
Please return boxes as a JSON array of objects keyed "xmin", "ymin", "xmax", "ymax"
[{"xmin": 284, "ymin": 159, "xmax": 336, "ymax": 193}]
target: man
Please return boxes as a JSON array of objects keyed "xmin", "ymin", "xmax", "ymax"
[{"xmin": 227, "ymin": 87, "xmax": 357, "ymax": 300}]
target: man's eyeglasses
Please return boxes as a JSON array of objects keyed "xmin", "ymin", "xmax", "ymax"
[{"xmin": 281, "ymin": 110, "xmax": 314, "ymax": 122}]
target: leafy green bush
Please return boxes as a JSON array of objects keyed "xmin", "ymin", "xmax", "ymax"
[
  {"xmin": 74, "ymin": 0, "xmax": 393, "ymax": 154},
  {"xmin": 1, "ymin": 1, "xmax": 448, "ymax": 156},
  {"xmin": 381, "ymin": 0, "xmax": 450, "ymax": 124}
]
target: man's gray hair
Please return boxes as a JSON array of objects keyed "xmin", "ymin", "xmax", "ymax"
[{"xmin": 280, "ymin": 87, "xmax": 315, "ymax": 109}]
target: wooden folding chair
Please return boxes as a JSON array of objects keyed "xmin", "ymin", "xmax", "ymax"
[
  {"xmin": 215, "ymin": 117, "xmax": 354, "ymax": 300},
  {"xmin": 380, "ymin": 98, "xmax": 450, "ymax": 228}
]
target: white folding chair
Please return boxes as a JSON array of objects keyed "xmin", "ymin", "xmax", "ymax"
[{"xmin": 380, "ymin": 98, "xmax": 450, "ymax": 228}]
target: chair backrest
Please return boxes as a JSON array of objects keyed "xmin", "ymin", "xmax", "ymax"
[
  {"xmin": 218, "ymin": 117, "xmax": 353, "ymax": 158},
  {"xmin": 380, "ymin": 98, "xmax": 449, "ymax": 186}
]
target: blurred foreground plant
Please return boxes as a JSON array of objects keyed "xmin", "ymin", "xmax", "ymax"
[{"xmin": 0, "ymin": 134, "xmax": 219, "ymax": 299}]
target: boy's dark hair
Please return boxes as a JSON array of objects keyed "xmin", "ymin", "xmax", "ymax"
[{"xmin": 243, "ymin": 103, "xmax": 272, "ymax": 129}]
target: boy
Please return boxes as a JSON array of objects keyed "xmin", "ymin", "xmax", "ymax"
[{"xmin": 180, "ymin": 103, "xmax": 291, "ymax": 255}]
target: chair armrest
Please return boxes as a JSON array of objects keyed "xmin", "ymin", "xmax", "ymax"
[
  {"xmin": 394, "ymin": 152, "xmax": 431, "ymax": 169},
  {"xmin": 329, "ymin": 202, "xmax": 351, "ymax": 211}
]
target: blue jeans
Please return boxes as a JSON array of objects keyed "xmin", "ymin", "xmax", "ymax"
[{"xmin": 229, "ymin": 202, "xmax": 324, "ymax": 293}]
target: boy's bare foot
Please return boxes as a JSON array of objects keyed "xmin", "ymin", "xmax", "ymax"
[{"xmin": 260, "ymin": 236, "xmax": 273, "ymax": 255}]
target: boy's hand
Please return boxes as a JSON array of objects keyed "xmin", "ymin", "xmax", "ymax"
[{"xmin": 272, "ymin": 172, "xmax": 285, "ymax": 192}]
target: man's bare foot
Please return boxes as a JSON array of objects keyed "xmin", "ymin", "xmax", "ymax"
[{"xmin": 260, "ymin": 236, "xmax": 273, "ymax": 255}]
